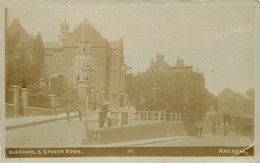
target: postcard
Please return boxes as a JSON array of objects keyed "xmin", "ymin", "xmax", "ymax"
[{"xmin": 1, "ymin": 0, "xmax": 260, "ymax": 162}]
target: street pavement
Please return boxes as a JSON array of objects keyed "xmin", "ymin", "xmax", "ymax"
[
  {"xmin": 132, "ymin": 133, "xmax": 254, "ymax": 147},
  {"xmin": 6, "ymin": 112, "xmax": 79, "ymax": 130},
  {"xmin": 6, "ymin": 119, "xmax": 86, "ymax": 148},
  {"xmin": 5, "ymin": 118, "xmax": 254, "ymax": 148}
]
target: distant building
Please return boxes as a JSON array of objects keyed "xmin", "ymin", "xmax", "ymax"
[
  {"xmin": 217, "ymin": 88, "xmax": 254, "ymax": 118},
  {"xmin": 43, "ymin": 19, "xmax": 127, "ymax": 108},
  {"xmin": 172, "ymin": 57, "xmax": 193, "ymax": 73},
  {"xmin": 146, "ymin": 53, "xmax": 193, "ymax": 73},
  {"xmin": 146, "ymin": 52, "xmax": 173, "ymax": 73}
]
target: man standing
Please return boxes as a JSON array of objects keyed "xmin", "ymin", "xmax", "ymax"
[
  {"xmin": 107, "ymin": 109, "xmax": 112, "ymax": 127},
  {"xmin": 66, "ymin": 103, "xmax": 71, "ymax": 121},
  {"xmin": 77, "ymin": 102, "xmax": 83, "ymax": 122},
  {"xmin": 197, "ymin": 119, "xmax": 204, "ymax": 138},
  {"xmin": 54, "ymin": 100, "xmax": 60, "ymax": 116},
  {"xmin": 98, "ymin": 101, "xmax": 109, "ymax": 128}
]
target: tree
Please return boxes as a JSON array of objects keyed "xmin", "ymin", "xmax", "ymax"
[
  {"xmin": 48, "ymin": 74, "xmax": 68, "ymax": 97},
  {"xmin": 5, "ymin": 29, "xmax": 45, "ymax": 89},
  {"xmin": 126, "ymin": 72, "xmax": 216, "ymax": 135}
]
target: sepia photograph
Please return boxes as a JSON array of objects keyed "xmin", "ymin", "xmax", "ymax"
[{"xmin": 2, "ymin": 1, "xmax": 259, "ymax": 158}]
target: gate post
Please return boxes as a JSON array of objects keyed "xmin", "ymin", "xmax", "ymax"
[
  {"xmin": 11, "ymin": 85, "xmax": 20, "ymax": 118},
  {"xmin": 21, "ymin": 88, "xmax": 29, "ymax": 116}
]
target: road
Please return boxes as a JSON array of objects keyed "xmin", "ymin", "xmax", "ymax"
[{"xmin": 6, "ymin": 119, "xmax": 254, "ymax": 148}]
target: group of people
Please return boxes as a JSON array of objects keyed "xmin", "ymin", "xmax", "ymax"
[
  {"xmin": 195, "ymin": 118, "xmax": 229, "ymax": 138},
  {"xmin": 53, "ymin": 94, "xmax": 104, "ymax": 122},
  {"xmin": 211, "ymin": 118, "xmax": 230, "ymax": 136},
  {"xmin": 65, "ymin": 99, "xmax": 85, "ymax": 121},
  {"xmin": 62, "ymin": 98, "xmax": 113, "ymax": 128}
]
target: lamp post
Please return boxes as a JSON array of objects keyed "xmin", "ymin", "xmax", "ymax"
[
  {"xmin": 74, "ymin": 45, "xmax": 95, "ymax": 143},
  {"xmin": 79, "ymin": 51, "xmax": 95, "ymax": 141},
  {"xmin": 151, "ymin": 83, "xmax": 158, "ymax": 121},
  {"xmin": 152, "ymin": 83, "xmax": 158, "ymax": 111}
]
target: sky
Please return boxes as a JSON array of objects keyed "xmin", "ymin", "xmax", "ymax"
[{"xmin": 7, "ymin": 4, "xmax": 257, "ymax": 96}]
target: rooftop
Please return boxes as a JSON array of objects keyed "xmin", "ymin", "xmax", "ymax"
[{"xmin": 218, "ymin": 88, "xmax": 254, "ymax": 101}]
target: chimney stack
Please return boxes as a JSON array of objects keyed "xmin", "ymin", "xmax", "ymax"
[
  {"xmin": 176, "ymin": 57, "xmax": 184, "ymax": 67},
  {"xmin": 156, "ymin": 52, "xmax": 164, "ymax": 61}
]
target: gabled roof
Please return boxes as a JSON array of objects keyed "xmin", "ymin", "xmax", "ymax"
[
  {"xmin": 218, "ymin": 88, "xmax": 253, "ymax": 101},
  {"xmin": 146, "ymin": 58, "xmax": 172, "ymax": 73},
  {"xmin": 63, "ymin": 19, "xmax": 107, "ymax": 48},
  {"xmin": 8, "ymin": 19, "xmax": 35, "ymax": 48}
]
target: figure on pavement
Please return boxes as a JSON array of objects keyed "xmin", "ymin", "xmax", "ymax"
[
  {"xmin": 66, "ymin": 103, "xmax": 71, "ymax": 121},
  {"xmin": 107, "ymin": 109, "xmax": 112, "ymax": 127},
  {"xmin": 198, "ymin": 119, "xmax": 204, "ymax": 138},
  {"xmin": 98, "ymin": 101, "xmax": 109, "ymax": 128}
]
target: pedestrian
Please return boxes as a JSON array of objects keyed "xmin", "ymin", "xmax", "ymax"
[
  {"xmin": 98, "ymin": 101, "xmax": 109, "ymax": 128},
  {"xmin": 77, "ymin": 103, "xmax": 82, "ymax": 122},
  {"xmin": 54, "ymin": 101, "xmax": 59, "ymax": 116},
  {"xmin": 224, "ymin": 121, "xmax": 228, "ymax": 136},
  {"xmin": 198, "ymin": 119, "xmax": 204, "ymax": 138},
  {"xmin": 107, "ymin": 110, "xmax": 112, "ymax": 127},
  {"xmin": 66, "ymin": 103, "xmax": 71, "ymax": 121}
]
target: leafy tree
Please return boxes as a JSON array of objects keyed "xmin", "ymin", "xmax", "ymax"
[
  {"xmin": 48, "ymin": 74, "xmax": 68, "ymax": 97},
  {"xmin": 5, "ymin": 29, "xmax": 45, "ymax": 89},
  {"xmin": 126, "ymin": 72, "xmax": 216, "ymax": 135}
]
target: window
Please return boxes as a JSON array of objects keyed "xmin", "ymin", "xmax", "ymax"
[
  {"xmin": 112, "ymin": 94, "xmax": 118, "ymax": 100},
  {"xmin": 53, "ymin": 52, "xmax": 62, "ymax": 61},
  {"xmin": 79, "ymin": 41, "xmax": 90, "ymax": 52},
  {"xmin": 84, "ymin": 61, "xmax": 91, "ymax": 69}
]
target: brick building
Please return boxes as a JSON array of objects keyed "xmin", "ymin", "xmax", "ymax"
[
  {"xmin": 217, "ymin": 88, "xmax": 254, "ymax": 118},
  {"xmin": 44, "ymin": 19, "xmax": 127, "ymax": 108},
  {"xmin": 146, "ymin": 53, "xmax": 193, "ymax": 73}
]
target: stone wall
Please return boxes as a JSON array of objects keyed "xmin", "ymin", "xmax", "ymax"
[{"xmin": 85, "ymin": 122, "xmax": 186, "ymax": 145}]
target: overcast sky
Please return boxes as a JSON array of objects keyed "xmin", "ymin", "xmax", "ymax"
[{"xmin": 7, "ymin": 4, "xmax": 257, "ymax": 95}]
